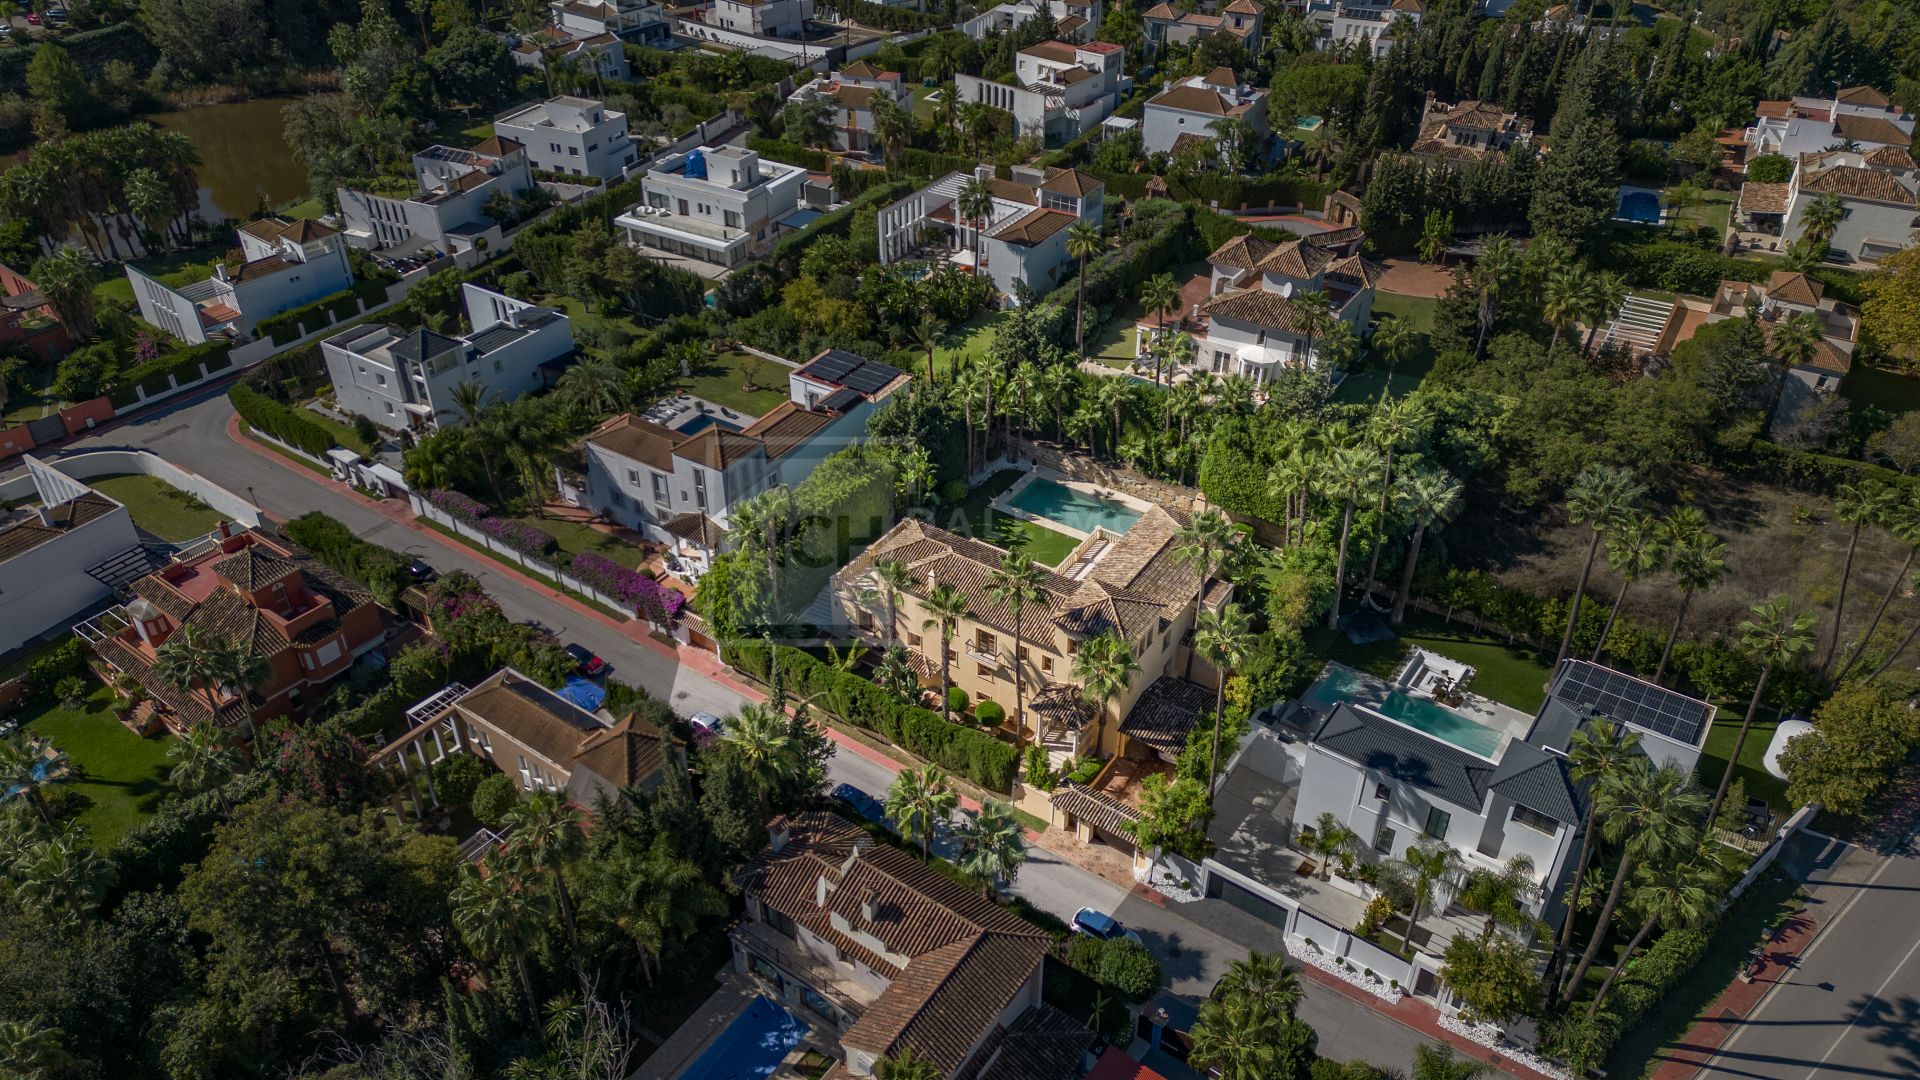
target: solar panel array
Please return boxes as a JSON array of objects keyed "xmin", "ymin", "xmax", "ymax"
[
  {"xmin": 1554, "ymin": 661, "xmax": 1712, "ymax": 745},
  {"xmin": 803, "ymin": 350, "xmax": 902, "ymax": 395}
]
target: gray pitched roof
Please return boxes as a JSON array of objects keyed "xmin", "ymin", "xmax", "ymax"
[
  {"xmin": 388, "ymin": 327, "xmax": 462, "ymax": 365},
  {"xmin": 1311, "ymin": 703, "xmax": 1493, "ymax": 811},
  {"xmin": 469, "ymin": 323, "xmax": 527, "ymax": 354},
  {"xmin": 1486, "ymin": 740, "xmax": 1583, "ymax": 825}
]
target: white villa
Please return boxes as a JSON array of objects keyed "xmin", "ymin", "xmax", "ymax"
[
  {"xmin": 1408, "ymin": 95, "xmax": 1533, "ymax": 165},
  {"xmin": 877, "ymin": 164, "xmax": 1104, "ymax": 305},
  {"xmin": 549, "ymin": 0, "xmax": 669, "ymax": 42},
  {"xmin": 1744, "ymin": 86, "xmax": 1916, "ymax": 164},
  {"xmin": 615, "ymin": 145, "xmax": 812, "ymax": 277},
  {"xmin": 510, "ymin": 25, "xmax": 634, "ymax": 80},
  {"xmin": 1142, "ymin": 0, "xmax": 1263, "ymax": 50},
  {"xmin": 1142, "ymin": 67, "xmax": 1269, "ymax": 158},
  {"xmin": 711, "ymin": 0, "xmax": 812, "ymax": 37},
  {"xmin": 336, "ymin": 136, "xmax": 534, "ymax": 257},
  {"xmin": 953, "ymin": 40, "xmax": 1126, "ymax": 147},
  {"xmin": 0, "ymin": 457, "xmax": 143, "ymax": 658},
  {"xmin": 961, "ymin": 0, "xmax": 1103, "ymax": 42},
  {"xmin": 785, "ymin": 61, "xmax": 911, "ymax": 157},
  {"xmin": 1324, "ymin": 0, "xmax": 1424, "ymax": 56},
  {"xmin": 129, "ymin": 218, "xmax": 352, "ymax": 345},
  {"xmin": 493, "ymin": 95, "xmax": 637, "ymax": 180},
  {"xmin": 321, "ymin": 285, "xmax": 574, "ymax": 432}
]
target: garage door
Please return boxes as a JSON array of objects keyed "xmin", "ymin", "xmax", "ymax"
[{"xmin": 1205, "ymin": 874, "xmax": 1292, "ymax": 932}]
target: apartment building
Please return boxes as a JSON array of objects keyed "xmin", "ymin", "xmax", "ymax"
[
  {"xmin": 834, "ymin": 502, "xmax": 1223, "ymax": 760},
  {"xmin": 322, "ymin": 285, "xmax": 574, "ymax": 431},
  {"xmin": 614, "ymin": 145, "xmax": 811, "ymax": 275},
  {"xmin": 877, "ymin": 163, "xmax": 1104, "ymax": 305},
  {"xmin": 570, "ymin": 350, "xmax": 908, "ymax": 561},
  {"xmin": 1142, "ymin": 0, "xmax": 1263, "ymax": 49},
  {"xmin": 953, "ymin": 40, "xmax": 1126, "ymax": 147},
  {"xmin": 0, "ymin": 457, "xmax": 141, "ymax": 657},
  {"xmin": 961, "ymin": 0, "xmax": 1103, "ymax": 42},
  {"xmin": 785, "ymin": 62, "xmax": 911, "ymax": 157},
  {"xmin": 129, "ymin": 218, "xmax": 353, "ymax": 345},
  {"xmin": 1407, "ymin": 95, "xmax": 1533, "ymax": 164},
  {"xmin": 336, "ymin": 137, "xmax": 534, "ymax": 256},
  {"xmin": 1142, "ymin": 67, "xmax": 1269, "ymax": 157},
  {"xmin": 88, "ymin": 525, "xmax": 388, "ymax": 732},
  {"xmin": 494, "ymin": 95, "xmax": 637, "ymax": 180}
]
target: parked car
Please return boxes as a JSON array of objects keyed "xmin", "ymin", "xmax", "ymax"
[
  {"xmin": 24, "ymin": 13, "xmax": 40, "ymax": 23},
  {"xmin": 832, "ymin": 783, "xmax": 888, "ymax": 826},
  {"xmin": 406, "ymin": 558, "xmax": 436, "ymax": 583},
  {"xmin": 563, "ymin": 643, "xmax": 606, "ymax": 678},
  {"xmin": 1071, "ymin": 907, "xmax": 1144, "ymax": 946},
  {"xmin": 688, "ymin": 711, "xmax": 723, "ymax": 745}
]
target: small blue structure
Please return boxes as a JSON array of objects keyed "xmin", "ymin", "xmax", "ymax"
[
  {"xmin": 684, "ymin": 148, "xmax": 707, "ymax": 179},
  {"xmin": 557, "ymin": 676, "xmax": 606, "ymax": 714}
]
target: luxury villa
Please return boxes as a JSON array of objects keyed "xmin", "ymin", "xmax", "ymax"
[
  {"xmin": 876, "ymin": 164, "xmax": 1105, "ymax": 305},
  {"xmin": 129, "ymin": 217, "xmax": 354, "ymax": 345},
  {"xmin": 336, "ymin": 135, "xmax": 535, "ymax": 257},
  {"xmin": 952, "ymin": 40, "xmax": 1127, "ymax": 148}
]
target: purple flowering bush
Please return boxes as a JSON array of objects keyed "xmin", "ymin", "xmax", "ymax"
[
  {"xmin": 428, "ymin": 489, "xmax": 489, "ymax": 523},
  {"xmin": 571, "ymin": 553, "xmax": 686, "ymax": 624},
  {"xmin": 478, "ymin": 516, "xmax": 558, "ymax": 558}
]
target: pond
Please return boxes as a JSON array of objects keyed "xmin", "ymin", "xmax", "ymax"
[{"xmin": 147, "ymin": 98, "xmax": 313, "ymax": 221}]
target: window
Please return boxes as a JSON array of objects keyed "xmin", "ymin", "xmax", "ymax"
[
  {"xmin": 1373, "ymin": 826, "xmax": 1396, "ymax": 854},
  {"xmin": 693, "ymin": 471, "xmax": 709, "ymax": 510},
  {"xmin": 1423, "ymin": 807, "xmax": 1451, "ymax": 840},
  {"xmin": 977, "ymin": 663, "xmax": 994, "ymax": 679},
  {"xmin": 626, "ymin": 468, "xmax": 641, "ymax": 484},
  {"xmin": 569, "ymin": 146, "xmax": 580, "ymax": 156},
  {"xmin": 1041, "ymin": 655, "xmax": 1054, "ymax": 674},
  {"xmin": 651, "ymin": 473, "xmax": 670, "ymax": 506},
  {"xmin": 765, "ymin": 907, "xmax": 798, "ymax": 938},
  {"xmin": 975, "ymin": 630, "xmax": 997, "ymax": 652},
  {"xmin": 1373, "ymin": 783, "xmax": 1392, "ymax": 802},
  {"xmin": 908, "ymin": 633, "xmax": 923, "ymax": 648},
  {"xmin": 1511, "ymin": 804, "xmax": 1559, "ymax": 835},
  {"xmin": 725, "ymin": 210, "xmax": 742, "ymax": 228}
]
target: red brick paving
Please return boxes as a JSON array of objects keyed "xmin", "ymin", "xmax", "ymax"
[{"xmin": 1644, "ymin": 904, "xmax": 1818, "ymax": 1080}]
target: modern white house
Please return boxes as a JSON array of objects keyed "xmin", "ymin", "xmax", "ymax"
[
  {"xmin": 336, "ymin": 137, "xmax": 534, "ymax": 257},
  {"xmin": 785, "ymin": 62, "xmax": 911, "ymax": 157},
  {"xmin": 961, "ymin": 0, "xmax": 1103, "ymax": 42},
  {"xmin": 1325, "ymin": 0, "xmax": 1424, "ymax": 56},
  {"xmin": 129, "ymin": 218, "xmax": 353, "ymax": 345},
  {"xmin": 0, "ymin": 456, "xmax": 143, "ymax": 658},
  {"xmin": 1134, "ymin": 228, "xmax": 1381, "ymax": 381},
  {"xmin": 493, "ymin": 95, "xmax": 637, "ymax": 180},
  {"xmin": 876, "ymin": 164, "xmax": 1105, "ymax": 306},
  {"xmin": 1142, "ymin": 0, "xmax": 1263, "ymax": 49},
  {"xmin": 566, "ymin": 349, "xmax": 909, "ymax": 565},
  {"xmin": 321, "ymin": 285, "xmax": 574, "ymax": 432},
  {"xmin": 614, "ymin": 145, "xmax": 812, "ymax": 276},
  {"xmin": 549, "ymin": 0, "xmax": 669, "ymax": 42},
  {"xmin": 1407, "ymin": 95, "xmax": 1533, "ymax": 164},
  {"xmin": 711, "ymin": 0, "xmax": 813, "ymax": 37},
  {"xmin": 1142, "ymin": 67, "xmax": 1269, "ymax": 157},
  {"xmin": 1744, "ymin": 85, "xmax": 1916, "ymax": 164},
  {"xmin": 953, "ymin": 40, "xmax": 1126, "ymax": 147}
]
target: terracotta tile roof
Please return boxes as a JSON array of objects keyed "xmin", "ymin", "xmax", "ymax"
[
  {"xmin": 471, "ymin": 135, "xmax": 524, "ymax": 157},
  {"xmin": 1739, "ymin": 181, "xmax": 1792, "ymax": 215},
  {"xmin": 126, "ymin": 534, "xmax": 374, "ymax": 663},
  {"xmin": 1205, "ymin": 286, "xmax": 1314, "ymax": 332},
  {"xmin": 990, "ymin": 207, "xmax": 1077, "ymax": 246},
  {"xmin": 1020, "ymin": 40, "xmax": 1080, "ymax": 63},
  {"xmin": 1170, "ymin": 131, "xmax": 1216, "ymax": 157},
  {"xmin": 1837, "ymin": 85, "xmax": 1892, "ymax": 107},
  {"xmin": 660, "ymin": 511, "xmax": 727, "ymax": 545},
  {"xmin": 1224, "ymin": 0, "xmax": 1261, "ymax": 12},
  {"xmin": 1027, "ymin": 682, "xmax": 1095, "ymax": 730},
  {"xmin": 1833, "ymin": 113, "xmax": 1914, "ymax": 147},
  {"xmin": 211, "ymin": 545, "xmax": 299, "ymax": 590},
  {"xmin": 585, "ymin": 414, "xmax": 681, "ymax": 471},
  {"xmin": 1256, "ymin": 237, "xmax": 1339, "ymax": 278},
  {"xmin": 834, "ymin": 83, "xmax": 878, "ymax": 109},
  {"xmin": 740, "ymin": 400, "xmax": 837, "ymax": 460},
  {"xmin": 1051, "ymin": 781, "xmax": 1141, "ymax": 835},
  {"xmin": 676, "ymin": 426, "xmax": 764, "ymax": 470},
  {"xmin": 955, "ymin": 1004, "xmax": 1099, "ymax": 1080},
  {"xmin": 571, "ymin": 712, "xmax": 671, "ymax": 792},
  {"xmin": 1207, "ymin": 233, "xmax": 1276, "ymax": 270},
  {"xmin": 1142, "ymin": 2, "xmax": 1178, "ymax": 16},
  {"xmin": 1117, "ymin": 675, "xmax": 1216, "ymax": 757},
  {"xmin": 1766, "ymin": 270, "xmax": 1824, "ymax": 307},
  {"xmin": 989, "ymin": 178, "xmax": 1040, "ymax": 205},
  {"xmin": 1393, "ymin": 0, "xmax": 1426, "ymax": 10},
  {"xmin": 1038, "ymin": 168, "xmax": 1102, "ymax": 197},
  {"xmin": 0, "ymin": 492, "xmax": 119, "ymax": 561},
  {"xmin": 279, "ymin": 219, "xmax": 337, "ymax": 243},
  {"xmin": 1327, "ymin": 253, "xmax": 1387, "ymax": 288},
  {"xmin": 1057, "ymin": 15, "xmax": 1087, "ymax": 32},
  {"xmin": 239, "ymin": 218, "xmax": 287, "ymax": 242},
  {"xmin": 1202, "ymin": 66, "xmax": 1238, "ymax": 88},
  {"xmin": 1149, "ymin": 84, "xmax": 1230, "ymax": 116},
  {"xmin": 1755, "ymin": 100, "xmax": 1793, "ymax": 120},
  {"xmin": 840, "ymin": 60, "xmax": 882, "ymax": 78},
  {"xmin": 1801, "ymin": 160, "xmax": 1918, "ymax": 205},
  {"xmin": 229, "ymin": 255, "xmax": 291, "ymax": 283},
  {"xmin": 459, "ymin": 669, "xmax": 606, "ymax": 769},
  {"xmin": 1862, "ymin": 144, "xmax": 1919, "ymax": 169},
  {"xmin": 1409, "ymin": 138, "xmax": 1496, "ymax": 162}
]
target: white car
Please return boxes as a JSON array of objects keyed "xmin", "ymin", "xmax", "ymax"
[{"xmin": 689, "ymin": 712, "xmax": 724, "ymax": 744}]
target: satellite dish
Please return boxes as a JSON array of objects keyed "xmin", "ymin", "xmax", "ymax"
[{"xmin": 1279, "ymin": 281, "xmax": 1294, "ymax": 299}]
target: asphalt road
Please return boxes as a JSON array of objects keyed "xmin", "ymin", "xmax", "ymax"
[
  {"xmin": 1700, "ymin": 832, "xmax": 1920, "ymax": 1080},
  {"xmin": 25, "ymin": 384, "xmax": 751, "ymax": 719}
]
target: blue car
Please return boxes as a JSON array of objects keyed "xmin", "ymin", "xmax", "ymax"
[
  {"xmin": 1071, "ymin": 907, "xmax": 1145, "ymax": 946},
  {"xmin": 832, "ymin": 783, "xmax": 888, "ymax": 826}
]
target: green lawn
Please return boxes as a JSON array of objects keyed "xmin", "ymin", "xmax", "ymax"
[
  {"xmin": 519, "ymin": 513, "xmax": 649, "ymax": 569},
  {"xmin": 92, "ymin": 239, "xmax": 233, "ymax": 308},
  {"xmin": 1842, "ymin": 362, "xmax": 1920, "ymax": 419},
  {"xmin": 25, "ymin": 684, "xmax": 175, "ymax": 849},
  {"xmin": 943, "ymin": 468, "xmax": 1081, "ymax": 567},
  {"xmin": 683, "ymin": 350, "xmax": 790, "ymax": 417},
  {"xmin": 1307, "ymin": 610, "xmax": 1554, "ymax": 713},
  {"xmin": 930, "ymin": 310, "xmax": 1010, "ymax": 378},
  {"xmin": 1335, "ymin": 291, "xmax": 1440, "ymax": 404},
  {"xmin": 1696, "ymin": 713, "xmax": 1791, "ymax": 818},
  {"xmin": 88, "ymin": 473, "xmax": 225, "ymax": 541},
  {"xmin": 1666, "ymin": 186, "xmax": 1734, "ymax": 235},
  {"xmin": 278, "ymin": 195, "xmax": 327, "ymax": 220},
  {"xmin": 299, "ymin": 408, "xmax": 377, "ymax": 456}
]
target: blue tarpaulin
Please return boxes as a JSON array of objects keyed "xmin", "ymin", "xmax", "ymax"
[{"xmin": 558, "ymin": 677, "xmax": 605, "ymax": 713}]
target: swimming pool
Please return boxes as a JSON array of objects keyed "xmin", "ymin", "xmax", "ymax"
[
  {"xmin": 680, "ymin": 996, "xmax": 808, "ymax": 1080},
  {"xmin": 1294, "ymin": 115, "xmax": 1325, "ymax": 131},
  {"xmin": 677, "ymin": 413, "xmax": 744, "ymax": 436},
  {"xmin": 1007, "ymin": 478, "xmax": 1142, "ymax": 535},
  {"xmin": 1616, "ymin": 190, "xmax": 1662, "ymax": 224},
  {"xmin": 1314, "ymin": 666, "xmax": 1504, "ymax": 758}
]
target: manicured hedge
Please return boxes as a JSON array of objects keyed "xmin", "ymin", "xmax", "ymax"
[
  {"xmin": 23, "ymin": 638, "xmax": 87, "ymax": 703},
  {"xmin": 112, "ymin": 341, "xmax": 236, "ymax": 403},
  {"xmin": 283, "ymin": 512, "xmax": 413, "ymax": 609},
  {"xmin": 257, "ymin": 278, "xmax": 391, "ymax": 345},
  {"xmin": 766, "ymin": 180, "xmax": 916, "ymax": 283},
  {"xmin": 229, "ymin": 383, "xmax": 336, "ymax": 458},
  {"xmin": 1546, "ymin": 928, "xmax": 1709, "ymax": 1075},
  {"xmin": 731, "ymin": 641, "xmax": 1019, "ymax": 791},
  {"xmin": 748, "ymin": 137, "xmax": 827, "ymax": 171}
]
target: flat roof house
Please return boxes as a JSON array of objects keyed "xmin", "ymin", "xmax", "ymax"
[
  {"xmin": 549, "ymin": 0, "xmax": 669, "ymax": 42},
  {"xmin": 0, "ymin": 457, "xmax": 142, "ymax": 658},
  {"xmin": 569, "ymin": 350, "xmax": 909, "ymax": 566},
  {"xmin": 734, "ymin": 812, "xmax": 1097, "ymax": 1079},
  {"xmin": 954, "ymin": 40, "xmax": 1126, "ymax": 147},
  {"xmin": 1325, "ymin": 0, "xmax": 1423, "ymax": 56},
  {"xmin": 130, "ymin": 218, "xmax": 354, "ymax": 346},
  {"xmin": 493, "ymin": 95, "xmax": 637, "ymax": 180},
  {"xmin": 336, "ymin": 136, "xmax": 534, "ymax": 257},
  {"xmin": 961, "ymin": 0, "xmax": 1103, "ymax": 42},
  {"xmin": 711, "ymin": 0, "xmax": 812, "ymax": 38},
  {"xmin": 615, "ymin": 145, "xmax": 811, "ymax": 277},
  {"xmin": 322, "ymin": 285, "xmax": 574, "ymax": 432},
  {"xmin": 1142, "ymin": 67, "xmax": 1269, "ymax": 157},
  {"xmin": 877, "ymin": 163, "xmax": 1105, "ymax": 306}
]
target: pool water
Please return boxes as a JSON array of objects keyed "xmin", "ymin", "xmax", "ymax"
[
  {"xmin": 677, "ymin": 413, "xmax": 744, "ymax": 436},
  {"xmin": 1315, "ymin": 666, "xmax": 1504, "ymax": 758},
  {"xmin": 1007, "ymin": 478, "xmax": 1142, "ymax": 535},
  {"xmin": 1617, "ymin": 190, "xmax": 1662, "ymax": 224},
  {"xmin": 680, "ymin": 996, "xmax": 808, "ymax": 1080},
  {"xmin": 1295, "ymin": 115, "xmax": 1325, "ymax": 131}
]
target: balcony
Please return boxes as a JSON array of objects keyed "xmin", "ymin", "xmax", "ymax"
[{"xmin": 964, "ymin": 645, "xmax": 1001, "ymax": 668}]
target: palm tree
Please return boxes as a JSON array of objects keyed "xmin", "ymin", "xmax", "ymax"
[
  {"xmin": 1766, "ymin": 310, "xmax": 1824, "ymax": 424},
  {"xmin": 885, "ymin": 764, "xmax": 957, "ymax": 861},
  {"xmin": 1094, "ymin": 374, "xmax": 1131, "ymax": 454},
  {"xmin": 446, "ymin": 379, "xmax": 502, "ymax": 499},
  {"xmin": 1580, "ymin": 271, "xmax": 1627, "ymax": 354},
  {"xmin": 1561, "ymin": 761, "xmax": 1706, "ymax": 1000},
  {"xmin": 451, "ymin": 860, "xmax": 550, "ymax": 1011},
  {"xmin": 986, "ymin": 551, "xmax": 1048, "ymax": 749},
  {"xmin": 1362, "ymin": 396, "xmax": 1432, "ymax": 594},
  {"xmin": 870, "ymin": 97, "xmax": 913, "ymax": 167},
  {"xmin": 720, "ymin": 703, "xmax": 801, "ymax": 821},
  {"xmin": 502, "ymin": 791, "xmax": 586, "ymax": 961},
  {"xmin": 0, "ymin": 1017, "xmax": 78, "ymax": 1079},
  {"xmin": 1468, "ymin": 235, "xmax": 1520, "ymax": 354},
  {"xmin": 1173, "ymin": 508, "xmax": 1234, "ymax": 679},
  {"xmin": 153, "ymin": 623, "xmax": 228, "ymax": 720},
  {"xmin": 1395, "ymin": 836, "xmax": 1463, "ymax": 952},
  {"xmin": 1706, "ymin": 598, "xmax": 1817, "ymax": 826},
  {"xmin": 0, "ymin": 737, "xmax": 66, "ymax": 826},
  {"xmin": 1215, "ymin": 949, "xmax": 1302, "ymax": 1014},
  {"xmin": 1305, "ymin": 811, "xmax": 1357, "ymax": 882},
  {"xmin": 1822, "ymin": 479, "xmax": 1898, "ymax": 675},
  {"xmin": 167, "ymin": 723, "xmax": 243, "ymax": 819},
  {"xmin": 1839, "ymin": 501, "xmax": 1920, "ymax": 679},
  {"xmin": 1542, "ymin": 718, "xmax": 1640, "ymax": 1005},
  {"xmin": 1542, "ymin": 265, "xmax": 1586, "ymax": 352},
  {"xmin": 1370, "ymin": 317, "xmax": 1416, "ymax": 384},
  {"xmin": 1457, "ymin": 854, "xmax": 1537, "ymax": 940},
  {"xmin": 124, "ymin": 166, "xmax": 177, "ymax": 253},
  {"xmin": 1413, "ymin": 1044, "xmax": 1487, "ymax": 1080},
  {"xmin": 1390, "ymin": 468, "xmax": 1464, "ymax": 625},
  {"xmin": 1066, "ymin": 221, "xmax": 1105, "ymax": 357},
  {"xmin": 1594, "ymin": 516, "xmax": 1667, "ymax": 661},
  {"xmin": 589, "ymin": 839, "xmax": 727, "ymax": 986},
  {"xmin": 1188, "ymin": 992, "xmax": 1290, "ymax": 1080},
  {"xmin": 957, "ymin": 175, "xmax": 996, "ymax": 277},
  {"xmin": 1556, "ymin": 466, "xmax": 1646, "ymax": 666},
  {"xmin": 13, "ymin": 833, "xmax": 114, "ymax": 924},
  {"xmin": 1142, "ymin": 272, "xmax": 1181, "ymax": 387},
  {"xmin": 212, "ymin": 642, "xmax": 269, "ymax": 735},
  {"xmin": 1801, "ymin": 192, "xmax": 1846, "ymax": 246},
  {"xmin": 875, "ymin": 1047, "xmax": 942, "ymax": 1080},
  {"xmin": 1071, "ymin": 630, "xmax": 1138, "ymax": 755},
  {"xmin": 1655, "ymin": 531, "xmax": 1729, "ymax": 682},
  {"xmin": 1194, "ymin": 603, "xmax": 1251, "ymax": 788},
  {"xmin": 957, "ymin": 799, "xmax": 1026, "ymax": 897},
  {"xmin": 920, "ymin": 583, "xmax": 971, "ymax": 721},
  {"xmin": 1587, "ymin": 855, "xmax": 1719, "ymax": 1018},
  {"xmin": 557, "ymin": 356, "xmax": 628, "ymax": 416},
  {"xmin": 913, "ymin": 314, "xmax": 946, "ymax": 385},
  {"xmin": 868, "ymin": 559, "xmax": 915, "ymax": 647},
  {"xmin": 1317, "ymin": 443, "xmax": 1386, "ymax": 631}
]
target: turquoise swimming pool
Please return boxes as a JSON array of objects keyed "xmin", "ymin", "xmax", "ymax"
[
  {"xmin": 1313, "ymin": 666, "xmax": 1504, "ymax": 758},
  {"xmin": 680, "ymin": 996, "xmax": 808, "ymax": 1080},
  {"xmin": 1007, "ymin": 478, "xmax": 1142, "ymax": 535}
]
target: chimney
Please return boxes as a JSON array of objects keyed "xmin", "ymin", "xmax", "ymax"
[
  {"xmin": 768, "ymin": 815, "xmax": 791, "ymax": 852},
  {"xmin": 973, "ymin": 163, "xmax": 994, "ymax": 184},
  {"xmin": 859, "ymin": 887, "xmax": 878, "ymax": 924}
]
